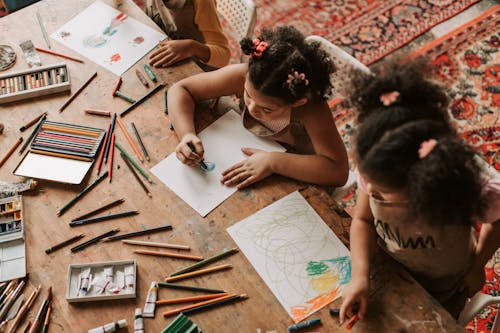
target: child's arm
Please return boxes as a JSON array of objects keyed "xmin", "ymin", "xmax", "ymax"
[
  {"xmin": 149, "ymin": 39, "xmax": 211, "ymax": 68},
  {"xmin": 339, "ymin": 190, "xmax": 376, "ymax": 324},
  {"xmin": 168, "ymin": 63, "xmax": 247, "ymax": 165}
]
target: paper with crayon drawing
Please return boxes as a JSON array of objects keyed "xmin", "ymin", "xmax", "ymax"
[
  {"xmin": 227, "ymin": 191, "xmax": 351, "ymax": 323},
  {"xmin": 151, "ymin": 110, "xmax": 285, "ymax": 217},
  {"xmin": 51, "ymin": 1, "xmax": 165, "ymax": 75}
]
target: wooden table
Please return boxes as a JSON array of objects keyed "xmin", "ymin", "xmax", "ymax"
[{"xmin": 0, "ymin": 0, "xmax": 465, "ymax": 332}]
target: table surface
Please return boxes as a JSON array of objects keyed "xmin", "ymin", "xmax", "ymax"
[{"xmin": 0, "ymin": 0, "xmax": 465, "ymax": 332}]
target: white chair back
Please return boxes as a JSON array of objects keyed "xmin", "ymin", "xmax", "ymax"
[{"xmin": 216, "ymin": 0, "xmax": 256, "ymax": 43}]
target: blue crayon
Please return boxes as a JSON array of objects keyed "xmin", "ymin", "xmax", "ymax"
[
  {"xmin": 288, "ymin": 318, "xmax": 321, "ymax": 332},
  {"xmin": 329, "ymin": 308, "xmax": 340, "ymax": 316}
]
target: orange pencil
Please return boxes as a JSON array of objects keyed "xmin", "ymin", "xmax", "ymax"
[
  {"xmin": 134, "ymin": 249, "xmax": 203, "ymax": 261},
  {"xmin": 156, "ymin": 293, "xmax": 228, "ymax": 306},
  {"xmin": 116, "ymin": 116, "xmax": 143, "ymax": 162},
  {"xmin": 109, "ymin": 133, "xmax": 115, "ymax": 182},
  {"xmin": 346, "ymin": 313, "xmax": 361, "ymax": 330},
  {"xmin": 0, "ymin": 137, "xmax": 23, "ymax": 167},
  {"xmin": 111, "ymin": 76, "xmax": 122, "ymax": 96},
  {"xmin": 162, "ymin": 293, "xmax": 235, "ymax": 317},
  {"xmin": 96, "ymin": 124, "xmax": 110, "ymax": 175},
  {"xmin": 35, "ymin": 47, "xmax": 84, "ymax": 63},
  {"xmin": 165, "ymin": 264, "xmax": 232, "ymax": 282}
]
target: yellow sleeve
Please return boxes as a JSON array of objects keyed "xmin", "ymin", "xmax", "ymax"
[{"xmin": 193, "ymin": 0, "xmax": 231, "ymax": 68}]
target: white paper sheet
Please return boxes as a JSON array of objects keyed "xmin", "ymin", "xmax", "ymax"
[
  {"xmin": 227, "ymin": 191, "xmax": 351, "ymax": 323},
  {"xmin": 51, "ymin": 1, "xmax": 166, "ymax": 75},
  {"xmin": 151, "ymin": 110, "xmax": 286, "ymax": 216}
]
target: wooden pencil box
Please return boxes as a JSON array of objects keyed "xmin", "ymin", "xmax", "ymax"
[
  {"xmin": 0, "ymin": 62, "xmax": 70, "ymax": 104},
  {"xmin": 66, "ymin": 259, "xmax": 137, "ymax": 303}
]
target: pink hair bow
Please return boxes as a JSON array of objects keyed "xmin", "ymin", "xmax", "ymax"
[
  {"xmin": 418, "ymin": 139, "xmax": 437, "ymax": 159},
  {"xmin": 252, "ymin": 38, "xmax": 268, "ymax": 58},
  {"xmin": 286, "ymin": 71, "xmax": 309, "ymax": 86},
  {"xmin": 380, "ymin": 91, "xmax": 400, "ymax": 106}
]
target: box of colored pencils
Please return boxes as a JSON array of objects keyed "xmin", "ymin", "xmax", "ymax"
[
  {"xmin": 66, "ymin": 259, "xmax": 136, "ymax": 303},
  {"xmin": 14, "ymin": 120, "xmax": 106, "ymax": 184},
  {"xmin": 0, "ymin": 195, "xmax": 27, "ymax": 282},
  {"xmin": 0, "ymin": 62, "xmax": 71, "ymax": 104}
]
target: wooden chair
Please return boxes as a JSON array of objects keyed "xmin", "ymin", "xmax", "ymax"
[
  {"xmin": 458, "ymin": 292, "xmax": 500, "ymax": 332},
  {"xmin": 216, "ymin": 0, "xmax": 256, "ymax": 62}
]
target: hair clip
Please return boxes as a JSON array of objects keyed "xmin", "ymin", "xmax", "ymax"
[
  {"xmin": 286, "ymin": 71, "xmax": 309, "ymax": 86},
  {"xmin": 252, "ymin": 38, "xmax": 268, "ymax": 58},
  {"xmin": 380, "ymin": 91, "xmax": 400, "ymax": 106},
  {"xmin": 418, "ymin": 139, "xmax": 437, "ymax": 159}
]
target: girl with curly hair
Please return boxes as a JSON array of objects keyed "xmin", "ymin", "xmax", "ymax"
[{"xmin": 168, "ymin": 26, "xmax": 349, "ymax": 189}]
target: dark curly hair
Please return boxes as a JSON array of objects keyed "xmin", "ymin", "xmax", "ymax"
[
  {"xmin": 240, "ymin": 26, "xmax": 335, "ymax": 103},
  {"xmin": 356, "ymin": 119, "xmax": 486, "ymax": 225}
]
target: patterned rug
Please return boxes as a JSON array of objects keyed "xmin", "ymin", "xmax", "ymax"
[
  {"xmin": 223, "ymin": 0, "xmax": 480, "ymax": 65},
  {"xmin": 410, "ymin": 6, "xmax": 500, "ymax": 332}
]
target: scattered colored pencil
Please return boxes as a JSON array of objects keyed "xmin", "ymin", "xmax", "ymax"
[
  {"xmin": 27, "ymin": 286, "xmax": 51, "ymax": 333},
  {"xmin": 116, "ymin": 116, "xmax": 143, "ymax": 162},
  {"xmin": 0, "ymin": 137, "xmax": 23, "ymax": 167},
  {"xmin": 165, "ymin": 264, "xmax": 232, "ymax": 283},
  {"xmin": 69, "ymin": 210, "xmax": 138, "ymax": 227},
  {"xmin": 122, "ymin": 239, "xmax": 189, "ymax": 250},
  {"xmin": 70, "ymin": 228, "xmax": 120, "ymax": 252},
  {"xmin": 156, "ymin": 293, "xmax": 228, "ymax": 306},
  {"xmin": 143, "ymin": 64, "xmax": 156, "ymax": 82},
  {"xmin": 85, "ymin": 109, "xmax": 111, "ymax": 117},
  {"xmin": 41, "ymin": 305, "xmax": 51, "ymax": 333},
  {"xmin": 120, "ymin": 84, "xmax": 163, "ymax": 117},
  {"xmin": 45, "ymin": 233, "xmax": 85, "ymax": 254},
  {"xmin": 170, "ymin": 248, "xmax": 239, "ymax": 277},
  {"xmin": 104, "ymin": 113, "xmax": 117, "ymax": 163},
  {"xmin": 109, "ymin": 133, "xmax": 115, "ymax": 182},
  {"xmin": 35, "ymin": 47, "xmax": 83, "ymax": 63},
  {"xmin": 163, "ymin": 89, "xmax": 168, "ymax": 114},
  {"xmin": 162, "ymin": 293, "xmax": 235, "ymax": 317},
  {"xmin": 6, "ymin": 285, "xmax": 41, "ymax": 333},
  {"xmin": 345, "ymin": 313, "xmax": 361, "ymax": 330},
  {"xmin": 134, "ymin": 250, "xmax": 203, "ymax": 261},
  {"xmin": 96, "ymin": 123, "xmax": 110, "ymax": 175},
  {"xmin": 59, "ymin": 71, "xmax": 97, "ymax": 112},
  {"xmin": 157, "ymin": 282, "xmax": 225, "ymax": 294},
  {"xmin": 130, "ymin": 122, "xmax": 149, "ymax": 161},
  {"xmin": 120, "ymin": 153, "xmax": 151, "ymax": 197},
  {"xmin": 71, "ymin": 198, "xmax": 125, "ymax": 222},
  {"xmin": 180, "ymin": 294, "xmax": 247, "ymax": 316},
  {"xmin": 135, "ymin": 69, "xmax": 149, "ymax": 88},
  {"xmin": 31, "ymin": 149, "xmax": 93, "ymax": 162},
  {"xmin": 115, "ymin": 90, "xmax": 136, "ymax": 103},
  {"xmin": 19, "ymin": 112, "xmax": 47, "ymax": 132},
  {"xmin": 102, "ymin": 225, "xmax": 172, "ymax": 242},
  {"xmin": 57, "ymin": 171, "xmax": 109, "ymax": 216},
  {"xmin": 115, "ymin": 142, "xmax": 152, "ymax": 183},
  {"xmin": 111, "ymin": 76, "xmax": 122, "ymax": 96}
]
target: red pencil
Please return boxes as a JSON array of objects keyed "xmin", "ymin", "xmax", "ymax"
[
  {"xmin": 346, "ymin": 313, "xmax": 360, "ymax": 330},
  {"xmin": 35, "ymin": 47, "xmax": 84, "ymax": 63},
  {"xmin": 109, "ymin": 133, "xmax": 115, "ymax": 182},
  {"xmin": 96, "ymin": 124, "xmax": 110, "ymax": 175},
  {"xmin": 111, "ymin": 76, "xmax": 122, "ymax": 96}
]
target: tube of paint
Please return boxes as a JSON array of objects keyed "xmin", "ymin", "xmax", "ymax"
[
  {"xmin": 142, "ymin": 281, "xmax": 157, "ymax": 318},
  {"xmin": 87, "ymin": 319, "xmax": 127, "ymax": 333},
  {"xmin": 134, "ymin": 308, "xmax": 144, "ymax": 333}
]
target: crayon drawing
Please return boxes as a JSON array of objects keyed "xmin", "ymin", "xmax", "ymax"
[
  {"xmin": 151, "ymin": 110, "xmax": 285, "ymax": 217},
  {"xmin": 51, "ymin": 1, "xmax": 165, "ymax": 75},
  {"xmin": 227, "ymin": 191, "xmax": 351, "ymax": 323}
]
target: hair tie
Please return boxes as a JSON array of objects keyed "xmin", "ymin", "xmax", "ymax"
[
  {"xmin": 418, "ymin": 139, "xmax": 437, "ymax": 159},
  {"xmin": 380, "ymin": 91, "xmax": 400, "ymax": 106},
  {"xmin": 252, "ymin": 38, "xmax": 268, "ymax": 58},
  {"xmin": 286, "ymin": 71, "xmax": 309, "ymax": 87}
]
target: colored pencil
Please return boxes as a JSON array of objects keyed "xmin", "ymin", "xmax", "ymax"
[
  {"xmin": 130, "ymin": 122, "xmax": 150, "ymax": 161},
  {"xmin": 45, "ymin": 233, "xmax": 85, "ymax": 254},
  {"xmin": 165, "ymin": 264, "xmax": 232, "ymax": 283},
  {"xmin": 134, "ymin": 249, "xmax": 203, "ymax": 261},
  {"xmin": 70, "ymin": 228, "xmax": 120, "ymax": 252},
  {"xmin": 156, "ymin": 293, "xmax": 228, "ymax": 306},
  {"xmin": 0, "ymin": 276, "xmax": 28, "ymax": 322},
  {"xmin": 120, "ymin": 84, "xmax": 163, "ymax": 117},
  {"xmin": 6, "ymin": 285, "xmax": 41, "ymax": 333},
  {"xmin": 102, "ymin": 224, "xmax": 172, "ymax": 242},
  {"xmin": 27, "ymin": 286, "xmax": 51, "ymax": 333},
  {"xmin": 71, "ymin": 198, "xmax": 125, "ymax": 222},
  {"xmin": 135, "ymin": 69, "xmax": 149, "ymax": 87},
  {"xmin": 85, "ymin": 109, "xmax": 111, "ymax": 117},
  {"xmin": 104, "ymin": 113, "xmax": 117, "ymax": 163},
  {"xmin": 120, "ymin": 153, "xmax": 151, "ymax": 197},
  {"xmin": 115, "ymin": 90, "xmax": 136, "ymax": 103},
  {"xmin": 57, "ymin": 171, "xmax": 109, "ymax": 216},
  {"xmin": 115, "ymin": 142, "xmax": 152, "ymax": 183},
  {"xmin": 96, "ymin": 124, "xmax": 111, "ymax": 175},
  {"xmin": 163, "ymin": 89, "xmax": 168, "ymax": 114},
  {"xmin": 122, "ymin": 239, "xmax": 189, "ymax": 250},
  {"xmin": 157, "ymin": 282, "xmax": 225, "ymax": 294},
  {"xmin": 116, "ymin": 117, "xmax": 143, "ymax": 162},
  {"xmin": 19, "ymin": 112, "xmax": 47, "ymax": 132},
  {"xmin": 187, "ymin": 142, "xmax": 208, "ymax": 171},
  {"xmin": 59, "ymin": 71, "xmax": 97, "ymax": 112},
  {"xmin": 31, "ymin": 149, "xmax": 93, "ymax": 162},
  {"xmin": 0, "ymin": 137, "xmax": 23, "ymax": 167},
  {"xmin": 111, "ymin": 76, "xmax": 122, "ymax": 96},
  {"xmin": 41, "ymin": 305, "xmax": 51, "ymax": 333},
  {"xmin": 170, "ymin": 248, "xmax": 239, "ymax": 277},
  {"xmin": 109, "ymin": 133, "xmax": 115, "ymax": 182},
  {"xmin": 69, "ymin": 210, "xmax": 138, "ymax": 227},
  {"xmin": 180, "ymin": 294, "xmax": 247, "ymax": 316},
  {"xmin": 22, "ymin": 321, "xmax": 31, "ymax": 333},
  {"xmin": 143, "ymin": 64, "xmax": 156, "ymax": 82},
  {"xmin": 35, "ymin": 47, "xmax": 83, "ymax": 63},
  {"xmin": 162, "ymin": 293, "xmax": 235, "ymax": 317},
  {"xmin": 345, "ymin": 313, "xmax": 360, "ymax": 330},
  {"xmin": 36, "ymin": 11, "xmax": 50, "ymax": 49}
]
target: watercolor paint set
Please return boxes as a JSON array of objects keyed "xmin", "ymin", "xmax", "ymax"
[
  {"xmin": 0, "ymin": 195, "xmax": 26, "ymax": 282},
  {"xmin": 66, "ymin": 260, "xmax": 136, "ymax": 303},
  {"xmin": 0, "ymin": 62, "xmax": 71, "ymax": 104}
]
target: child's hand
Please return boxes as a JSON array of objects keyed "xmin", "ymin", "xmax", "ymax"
[
  {"xmin": 339, "ymin": 276, "xmax": 369, "ymax": 325},
  {"xmin": 221, "ymin": 148, "xmax": 273, "ymax": 189},
  {"xmin": 175, "ymin": 134, "xmax": 204, "ymax": 167},
  {"xmin": 149, "ymin": 40, "xmax": 193, "ymax": 68}
]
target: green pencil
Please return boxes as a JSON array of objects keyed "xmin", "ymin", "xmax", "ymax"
[
  {"xmin": 115, "ymin": 142, "xmax": 153, "ymax": 183},
  {"xmin": 157, "ymin": 282, "xmax": 225, "ymax": 294},
  {"xmin": 143, "ymin": 64, "xmax": 157, "ymax": 82},
  {"xmin": 169, "ymin": 248, "xmax": 239, "ymax": 277},
  {"xmin": 57, "ymin": 171, "xmax": 109, "ymax": 216}
]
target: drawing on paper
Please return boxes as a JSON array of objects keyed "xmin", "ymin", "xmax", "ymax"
[
  {"xmin": 227, "ymin": 191, "xmax": 351, "ymax": 323},
  {"xmin": 200, "ymin": 161, "xmax": 216, "ymax": 172},
  {"xmin": 130, "ymin": 36, "xmax": 145, "ymax": 47}
]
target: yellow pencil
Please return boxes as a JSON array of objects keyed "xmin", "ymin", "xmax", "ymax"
[
  {"xmin": 0, "ymin": 137, "xmax": 23, "ymax": 167},
  {"xmin": 134, "ymin": 249, "xmax": 203, "ymax": 261},
  {"xmin": 156, "ymin": 292, "xmax": 228, "ymax": 306},
  {"xmin": 165, "ymin": 264, "xmax": 232, "ymax": 282},
  {"xmin": 162, "ymin": 293, "xmax": 235, "ymax": 317}
]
